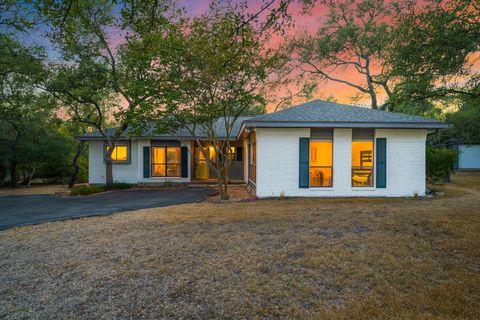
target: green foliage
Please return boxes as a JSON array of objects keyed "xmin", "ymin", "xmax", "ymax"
[
  {"xmin": 0, "ymin": 0, "xmax": 36, "ymax": 32},
  {"xmin": 389, "ymin": 0, "xmax": 479, "ymax": 81},
  {"xmin": 385, "ymin": 0, "xmax": 480, "ymax": 109},
  {"xmin": 130, "ymin": 8, "xmax": 276, "ymax": 125},
  {"xmin": 124, "ymin": 5, "xmax": 279, "ymax": 199},
  {"xmin": 39, "ymin": 0, "xmax": 180, "ymax": 189},
  {"xmin": 288, "ymin": 0, "xmax": 479, "ymax": 113},
  {"xmin": 386, "ymin": 91, "xmax": 443, "ymax": 118},
  {"xmin": 112, "ymin": 182, "xmax": 131, "ymax": 190},
  {"xmin": 444, "ymin": 101, "xmax": 480, "ymax": 145},
  {"xmin": 70, "ymin": 184, "xmax": 106, "ymax": 196},
  {"xmin": 0, "ymin": 34, "xmax": 88, "ymax": 185},
  {"xmin": 426, "ymin": 147, "xmax": 458, "ymax": 183},
  {"xmin": 69, "ymin": 182, "xmax": 131, "ymax": 196},
  {"xmin": 289, "ymin": 0, "xmax": 412, "ymax": 109}
]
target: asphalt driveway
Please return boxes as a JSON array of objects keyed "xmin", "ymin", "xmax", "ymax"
[{"xmin": 0, "ymin": 187, "xmax": 212, "ymax": 230}]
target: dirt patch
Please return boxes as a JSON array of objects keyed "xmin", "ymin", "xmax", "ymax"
[
  {"xmin": 206, "ymin": 184, "xmax": 255, "ymax": 202},
  {"xmin": 1, "ymin": 173, "xmax": 479, "ymax": 319}
]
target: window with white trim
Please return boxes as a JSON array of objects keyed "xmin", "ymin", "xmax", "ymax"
[
  {"xmin": 351, "ymin": 128, "xmax": 374, "ymax": 187},
  {"xmin": 151, "ymin": 146, "xmax": 181, "ymax": 177},
  {"xmin": 309, "ymin": 128, "xmax": 333, "ymax": 187}
]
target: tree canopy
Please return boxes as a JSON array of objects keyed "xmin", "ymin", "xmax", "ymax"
[
  {"xmin": 288, "ymin": 0, "xmax": 479, "ymax": 114},
  {"xmin": 0, "ymin": 34, "xmax": 75, "ymax": 186},
  {"xmin": 124, "ymin": 6, "xmax": 281, "ymax": 199}
]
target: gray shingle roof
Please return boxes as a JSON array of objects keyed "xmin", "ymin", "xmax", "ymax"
[
  {"xmin": 244, "ymin": 100, "xmax": 448, "ymax": 129},
  {"xmin": 78, "ymin": 100, "xmax": 448, "ymax": 140},
  {"xmin": 77, "ymin": 117, "xmax": 252, "ymax": 140}
]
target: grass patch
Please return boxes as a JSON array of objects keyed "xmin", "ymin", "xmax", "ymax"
[
  {"xmin": 70, "ymin": 182, "xmax": 132, "ymax": 196},
  {"xmin": 2, "ymin": 172, "xmax": 480, "ymax": 319}
]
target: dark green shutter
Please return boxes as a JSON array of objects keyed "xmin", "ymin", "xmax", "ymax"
[
  {"xmin": 181, "ymin": 146, "xmax": 188, "ymax": 178},
  {"xmin": 376, "ymin": 138, "xmax": 386, "ymax": 188},
  {"xmin": 143, "ymin": 146, "xmax": 150, "ymax": 178},
  {"xmin": 299, "ymin": 138, "xmax": 310, "ymax": 188}
]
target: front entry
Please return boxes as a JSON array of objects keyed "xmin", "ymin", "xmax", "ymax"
[
  {"xmin": 193, "ymin": 145, "xmax": 244, "ymax": 181},
  {"xmin": 194, "ymin": 146, "xmax": 215, "ymax": 180}
]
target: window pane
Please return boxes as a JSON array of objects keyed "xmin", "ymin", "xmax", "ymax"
[
  {"xmin": 167, "ymin": 147, "xmax": 180, "ymax": 163},
  {"xmin": 352, "ymin": 139, "xmax": 373, "ymax": 187},
  {"xmin": 114, "ymin": 146, "xmax": 127, "ymax": 161},
  {"xmin": 310, "ymin": 141, "xmax": 332, "ymax": 167},
  {"xmin": 152, "ymin": 164, "xmax": 166, "ymax": 177},
  {"xmin": 196, "ymin": 147, "xmax": 207, "ymax": 160},
  {"xmin": 152, "ymin": 147, "xmax": 166, "ymax": 164},
  {"xmin": 167, "ymin": 164, "xmax": 180, "ymax": 177},
  {"xmin": 310, "ymin": 167, "xmax": 332, "ymax": 187},
  {"xmin": 227, "ymin": 147, "xmax": 235, "ymax": 161},
  {"xmin": 106, "ymin": 145, "xmax": 128, "ymax": 161},
  {"xmin": 352, "ymin": 141, "xmax": 373, "ymax": 167},
  {"xmin": 208, "ymin": 146, "xmax": 216, "ymax": 161},
  {"xmin": 352, "ymin": 168, "xmax": 373, "ymax": 187}
]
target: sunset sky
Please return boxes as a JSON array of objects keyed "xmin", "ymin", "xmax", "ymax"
[
  {"xmin": 179, "ymin": 0, "xmax": 479, "ymax": 110},
  {"xmin": 181, "ymin": 0, "xmax": 371, "ymax": 108},
  {"xmin": 24, "ymin": 0, "xmax": 479, "ymax": 112}
]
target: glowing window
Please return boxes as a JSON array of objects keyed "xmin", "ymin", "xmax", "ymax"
[
  {"xmin": 309, "ymin": 139, "xmax": 333, "ymax": 187},
  {"xmin": 152, "ymin": 146, "xmax": 181, "ymax": 177},
  {"xmin": 227, "ymin": 147, "xmax": 235, "ymax": 161},
  {"xmin": 352, "ymin": 129, "xmax": 374, "ymax": 187},
  {"xmin": 105, "ymin": 143, "xmax": 129, "ymax": 163}
]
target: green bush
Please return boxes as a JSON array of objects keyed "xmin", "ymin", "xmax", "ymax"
[
  {"xmin": 70, "ymin": 183, "xmax": 132, "ymax": 196},
  {"xmin": 70, "ymin": 184, "xmax": 106, "ymax": 196},
  {"xmin": 426, "ymin": 147, "xmax": 458, "ymax": 183},
  {"xmin": 112, "ymin": 182, "xmax": 131, "ymax": 190}
]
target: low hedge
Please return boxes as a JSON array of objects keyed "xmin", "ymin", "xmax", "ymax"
[
  {"xmin": 70, "ymin": 183, "xmax": 132, "ymax": 196},
  {"xmin": 70, "ymin": 185, "xmax": 106, "ymax": 196}
]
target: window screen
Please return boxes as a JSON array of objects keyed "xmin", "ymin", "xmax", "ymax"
[
  {"xmin": 311, "ymin": 128, "xmax": 333, "ymax": 140},
  {"xmin": 352, "ymin": 128, "xmax": 374, "ymax": 140}
]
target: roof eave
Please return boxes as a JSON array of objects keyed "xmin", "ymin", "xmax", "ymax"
[
  {"xmin": 75, "ymin": 135, "xmax": 242, "ymax": 141},
  {"xmin": 243, "ymin": 121, "xmax": 449, "ymax": 129}
]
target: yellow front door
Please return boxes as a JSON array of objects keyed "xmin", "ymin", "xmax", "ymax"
[{"xmin": 195, "ymin": 147, "xmax": 210, "ymax": 179}]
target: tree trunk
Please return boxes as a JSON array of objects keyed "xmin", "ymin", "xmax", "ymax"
[
  {"xmin": 21, "ymin": 171, "xmax": 28, "ymax": 185},
  {"xmin": 364, "ymin": 57, "xmax": 378, "ymax": 109},
  {"xmin": 369, "ymin": 91, "xmax": 378, "ymax": 109},
  {"xmin": 9, "ymin": 126, "xmax": 20, "ymax": 188},
  {"xmin": 9, "ymin": 161, "xmax": 18, "ymax": 188},
  {"xmin": 214, "ymin": 151, "xmax": 230, "ymax": 201},
  {"xmin": 105, "ymin": 159, "xmax": 113, "ymax": 189},
  {"xmin": 68, "ymin": 140, "xmax": 85, "ymax": 189},
  {"xmin": 26, "ymin": 167, "xmax": 35, "ymax": 187},
  {"xmin": 105, "ymin": 143, "xmax": 115, "ymax": 190},
  {"xmin": 366, "ymin": 75, "xmax": 378, "ymax": 109},
  {"xmin": 382, "ymin": 82, "xmax": 393, "ymax": 99},
  {"xmin": 222, "ymin": 166, "xmax": 230, "ymax": 201}
]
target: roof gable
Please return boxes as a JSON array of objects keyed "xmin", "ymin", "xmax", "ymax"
[{"xmin": 244, "ymin": 100, "xmax": 448, "ymax": 129}]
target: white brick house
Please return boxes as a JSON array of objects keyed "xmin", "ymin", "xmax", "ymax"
[{"xmin": 78, "ymin": 100, "xmax": 448, "ymax": 197}]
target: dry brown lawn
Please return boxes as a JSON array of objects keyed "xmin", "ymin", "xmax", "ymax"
[
  {"xmin": 0, "ymin": 184, "xmax": 69, "ymax": 196},
  {"xmin": 1, "ymin": 172, "xmax": 479, "ymax": 319}
]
